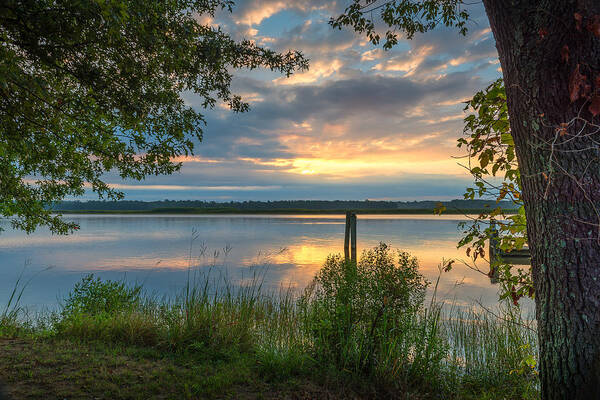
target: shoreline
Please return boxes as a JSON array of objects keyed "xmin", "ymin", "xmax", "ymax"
[{"xmin": 53, "ymin": 208, "xmax": 517, "ymax": 215}]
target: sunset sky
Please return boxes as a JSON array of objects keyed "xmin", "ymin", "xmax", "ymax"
[{"xmin": 108, "ymin": 1, "xmax": 501, "ymax": 201}]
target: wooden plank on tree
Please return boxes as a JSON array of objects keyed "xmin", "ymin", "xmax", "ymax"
[{"xmin": 489, "ymin": 220, "xmax": 531, "ymax": 267}]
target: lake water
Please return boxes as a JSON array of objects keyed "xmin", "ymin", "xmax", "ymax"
[{"xmin": 0, "ymin": 214, "xmax": 515, "ymax": 311}]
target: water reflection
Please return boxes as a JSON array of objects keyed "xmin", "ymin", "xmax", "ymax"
[{"xmin": 0, "ymin": 214, "xmax": 526, "ymax": 311}]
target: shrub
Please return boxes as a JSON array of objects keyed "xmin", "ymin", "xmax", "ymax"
[
  {"xmin": 299, "ymin": 243, "xmax": 443, "ymax": 386},
  {"xmin": 61, "ymin": 274, "xmax": 142, "ymax": 318}
]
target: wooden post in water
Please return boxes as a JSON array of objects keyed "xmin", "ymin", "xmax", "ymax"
[
  {"xmin": 344, "ymin": 211, "xmax": 357, "ymax": 263},
  {"xmin": 350, "ymin": 213, "xmax": 357, "ymax": 263},
  {"xmin": 344, "ymin": 212, "xmax": 351, "ymax": 261},
  {"xmin": 489, "ymin": 220, "xmax": 499, "ymax": 283}
]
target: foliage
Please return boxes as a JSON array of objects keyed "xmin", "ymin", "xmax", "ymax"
[
  {"xmin": 0, "ymin": 0, "xmax": 307, "ymax": 234},
  {"xmin": 510, "ymin": 345, "xmax": 539, "ymax": 378},
  {"xmin": 454, "ymin": 79, "xmax": 533, "ymax": 304},
  {"xmin": 61, "ymin": 274, "xmax": 142, "ymax": 317},
  {"xmin": 299, "ymin": 244, "xmax": 447, "ymax": 386},
  {"xmin": 330, "ymin": 0, "xmax": 470, "ymax": 49}
]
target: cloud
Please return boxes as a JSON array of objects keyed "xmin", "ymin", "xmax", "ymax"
[
  {"xmin": 231, "ymin": 0, "xmax": 338, "ymax": 26},
  {"xmin": 106, "ymin": 184, "xmax": 282, "ymax": 191},
  {"xmin": 373, "ymin": 45, "xmax": 436, "ymax": 75},
  {"xmin": 273, "ymin": 59, "xmax": 344, "ymax": 85},
  {"xmin": 108, "ymin": 1, "xmax": 502, "ymax": 201},
  {"xmin": 175, "ymin": 67, "xmax": 488, "ymax": 194},
  {"xmin": 246, "ymin": 69, "xmax": 485, "ymax": 125}
]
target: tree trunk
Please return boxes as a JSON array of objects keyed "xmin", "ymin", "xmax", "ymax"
[{"xmin": 482, "ymin": 1, "xmax": 600, "ymax": 399}]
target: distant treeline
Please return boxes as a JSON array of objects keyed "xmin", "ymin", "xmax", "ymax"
[{"xmin": 52, "ymin": 199, "xmax": 519, "ymax": 212}]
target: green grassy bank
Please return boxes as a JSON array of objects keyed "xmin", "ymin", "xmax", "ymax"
[{"xmin": 0, "ymin": 245, "xmax": 538, "ymax": 399}]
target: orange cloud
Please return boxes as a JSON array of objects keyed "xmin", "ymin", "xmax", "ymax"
[
  {"xmin": 373, "ymin": 45, "xmax": 435, "ymax": 76},
  {"xmin": 236, "ymin": 1, "xmax": 287, "ymax": 26},
  {"xmin": 171, "ymin": 155, "xmax": 221, "ymax": 163},
  {"xmin": 284, "ymin": 157, "xmax": 466, "ymax": 179},
  {"xmin": 274, "ymin": 59, "xmax": 343, "ymax": 85}
]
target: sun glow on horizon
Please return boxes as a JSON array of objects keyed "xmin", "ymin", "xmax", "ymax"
[{"xmin": 265, "ymin": 157, "xmax": 468, "ymax": 179}]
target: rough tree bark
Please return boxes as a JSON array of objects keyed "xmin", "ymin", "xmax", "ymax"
[{"xmin": 482, "ymin": 1, "xmax": 600, "ymax": 399}]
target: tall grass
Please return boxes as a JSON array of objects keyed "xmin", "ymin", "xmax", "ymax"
[
  {"xmin": 0, "ymin": 244, "xmax": 539, "ymax": 398},
  {"xmin": 0, "ymin": 263, "xmax": 52, "ymax": 335}
]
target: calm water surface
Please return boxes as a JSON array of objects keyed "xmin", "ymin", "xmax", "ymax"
[{"xmin": 0, "ymin": 214, "xmax": 514, "ymax": 310}]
